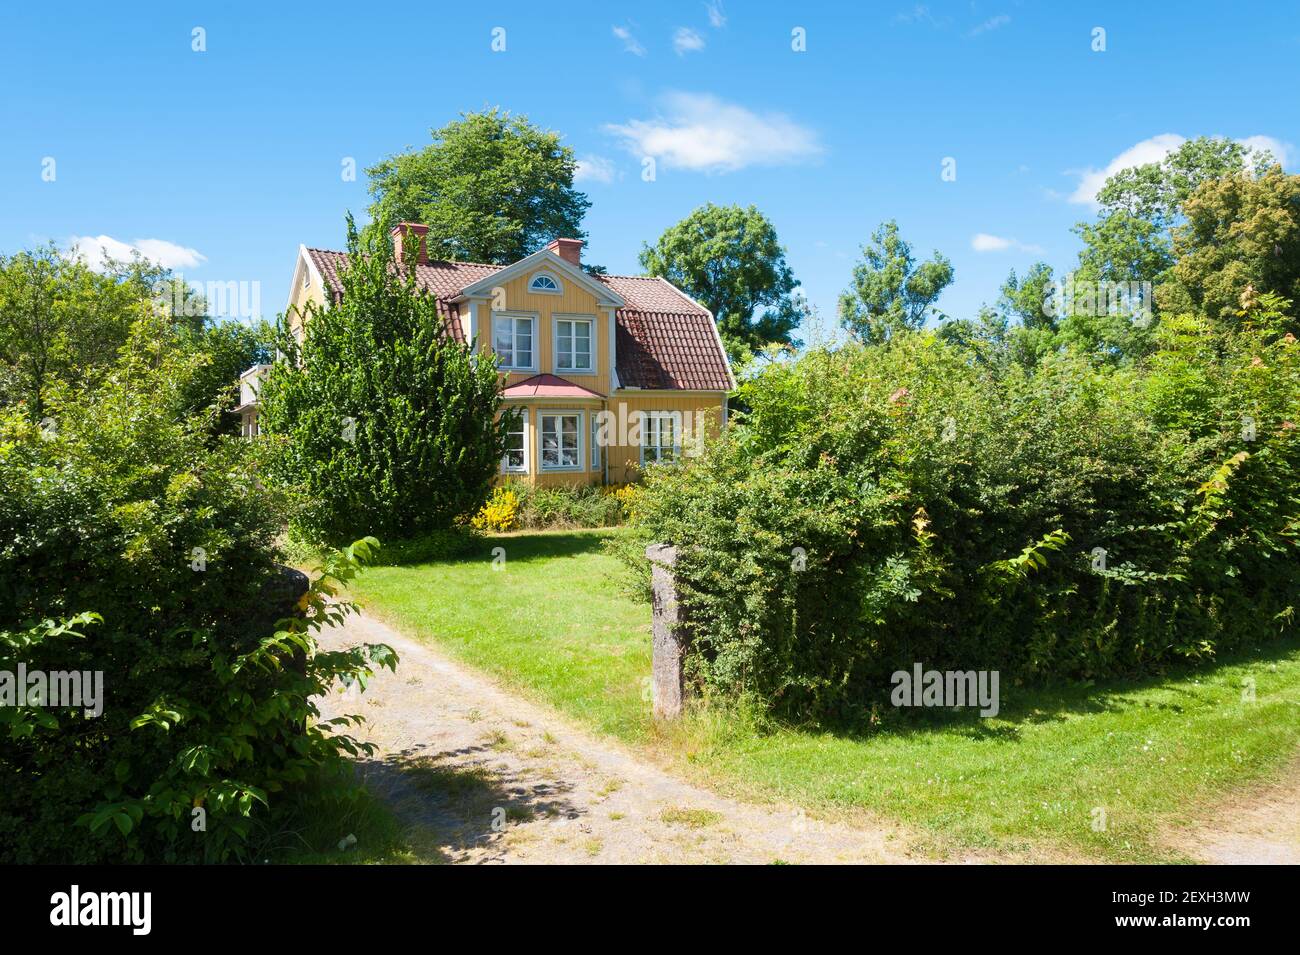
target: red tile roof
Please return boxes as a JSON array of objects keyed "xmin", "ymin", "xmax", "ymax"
[
  {"xmin": 502, "ymin": 374, "xmax": 605, "ymax": 400},
  {"xmin": 303, "ymin": 249, "xmax": 734, "ymax": 392}
]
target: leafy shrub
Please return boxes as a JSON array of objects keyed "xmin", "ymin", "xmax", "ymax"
[
  {"xmin": 506, "ymin": 481, "xmax": 625, "ymax": 529},
  {"xmin": 628, "ymin": 300, "xmax": 1300, "ymax": 720},
  {"xmin": 258, "ymin": 216, "xmax": 514, "ymax": 545},
  {"xmin": 0, "ymin": 321, "xmax": 394, "ymax": 862}
]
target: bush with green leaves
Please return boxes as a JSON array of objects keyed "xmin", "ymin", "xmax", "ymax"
[
  {"xmin": 0, "ymin": 319, "xmax": 395, "ymax": 862},
  {"xmin": 258, "ymin": 217, "xmax": 513, "ymax": 545},
  {"xmin": 504, "ymin": 480, "xmax": 624, "ymax": 530},
  {"xmin": 627, "ymin": 296, "xmax": 1300, "ymax": 720}
]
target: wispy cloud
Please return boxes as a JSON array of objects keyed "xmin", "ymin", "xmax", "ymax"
[
  {"xmin": 605, "ymin": 92, "xmax": 821, "ymax": 174},
  {"xmin": 705, "ymin": 1, "xmax": 726, "ymax": 28},
  {"xmin": 673, "ymin": 27, "xmax": 706, "ymax": 55},
  {"xmin": 1068, "ymin": 133, "xmax": 1295, "ymax": 205},
  {"xmin": 612, "ymin": 25, "xmax": 645, "ymax": 57},
  {"xmin": 70, "ymin": 234, "xmax": 206, "ymax": 271},
  {"xmin": 971, "ymin": 233, "xmax": 1044, "ymax": 254},
  {"xmin": 969, "ymin": 14, "xmax": 1010, "ymax": 36},
  {"xmin": 894, "ymin": 5, "xmax": 951, "ymax": 28},
  {"xmin": 574, "ymin": 155, "xmax": 617, "ymax": 184}
]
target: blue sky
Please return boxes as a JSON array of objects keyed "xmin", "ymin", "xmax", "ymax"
[{"xmin": 2, "ymin": 1, "xmax": 1296, "ymax": 336}]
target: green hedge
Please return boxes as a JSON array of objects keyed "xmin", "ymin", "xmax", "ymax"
[
  {"xmin": 630, "ymin": 300, "xmax": 1300, "ymax": 720},
  {"xmin": 0, "ymin": 320, "xmax": 393, "ymax": 862}
]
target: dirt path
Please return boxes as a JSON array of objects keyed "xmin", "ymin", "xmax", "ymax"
[
  {"xmin": 1170, "ymin": 757, "xmax": 1300, "ymax": 865},
  {"xmin": 317, "ymin": 611, "xmax": 921, "ymax": 865}
]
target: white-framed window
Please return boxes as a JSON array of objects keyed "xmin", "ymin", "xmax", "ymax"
[
  {"xmin": 492, "ymin": 313, "xmax": 536, "ymax": 370},
  {"xmin": 641, "ymin": 412, "xmax": 680, "ymax": 465},
  {"xmin": 502, "ymin": 409, "xmax": 528, "ymax": 474},
  {"xmin": 539, "ymin": 412, "xmax": 582, "ymax": 471},
  {"xmin": 528, "ymin": 272, "xmax": 562, "ymax": 294},
  {"xmin": 554, "ymin": 317, "xmax": 593, "ymax": 372}
]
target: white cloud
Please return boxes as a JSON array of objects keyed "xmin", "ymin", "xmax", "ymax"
[
  {"xmin": 604, "ymin": 92, "xmax": 821, "ymax": 174},
  {"xmin": 673, "ymin": 27, "xmax": 706, "ymax": 55},
  {"xmin": 971, "ymin": 233, "xmax": 1043, "ymax": 254},
  {"xmin": 574, "ymin": 155, "xmax": 616, "ymax": 184},
  {"xmin": 1068, "ymin": 132, "xmax": 1295, "ymax": 206},
  {"xmin": 1238, "ymin": 135, "xmax": 1294, "ymax": 166},
  {"xmin": 70, "ymin": 235, "xmax": 206, "ymax": 271},
  {"xmin": 612, "ymin": 25, "xmax": 645, "ymax": 56},
  {"xmin": 1067, "ymin": 134, "xmax": 1185, "ymax": 206},
  {"xmin": 969, "ymin": 14, "xmax": 1010, "ymax": 36},
  {"xmin": 706, "ymin": 1, "xmax": 726, "ymax": 28}
]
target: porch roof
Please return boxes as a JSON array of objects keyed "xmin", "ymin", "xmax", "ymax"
[{"xmin": 501, "ymin": 374, "xmax": 605, "ymax": 401}]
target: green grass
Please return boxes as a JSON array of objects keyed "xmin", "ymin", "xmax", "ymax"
[
  {"xmin": 351, "ymin": 528, "xmax": 653, "ymax": 741},
  {"xmin": 350, "ymin": 529, "xmax": 1300, "ymax": 862}
]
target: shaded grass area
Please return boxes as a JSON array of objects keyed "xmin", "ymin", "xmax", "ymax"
[
  {"xmin": 350, "ymin": 529, "xmax": 1300, "ymax": 862},
  {"xmin": 269, "ymin": 775, "xmax": 447, "ymax": 865}
]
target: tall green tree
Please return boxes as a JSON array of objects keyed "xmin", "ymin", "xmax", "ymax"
[
  {"xmin": 259, "ymin": 217, "xmax": 514, "ymax": 544},
  {"xmin": 0, "ymin": 245, "xmax": 163, "ymax": 420},
  {"xmin": 1074, "ymin": 137, "xmax": 1273, "ymax": 290},
  {"xmin": 639, "ymin": 203, "xmax": 802, "ymax": 363},
  {"xmin": 1159, "ymin": 165, "xmax": 1300, "ymax": 328},
  {"xmin": 838, "ymin": 220, "xmax": 954, "ymax": 344},
  {"xmin": 366, "ymin": 109, "xmax": 590, "ymax": 264}
]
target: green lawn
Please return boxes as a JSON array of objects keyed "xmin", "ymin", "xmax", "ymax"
[{"xmin": 349, "ymin": 528, "xmax": 1300, "ymax": 862}]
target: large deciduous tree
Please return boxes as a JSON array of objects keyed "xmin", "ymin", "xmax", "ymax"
[
  {"xmin": 366, "ymin": 109, "xmax": 590, "ymax": 265},
  {"xmin": 639, "ymin": 203, "xmax": 802, "ymax": 363},
  {"xmin": 0, "ymin": 245, "xmax": 162, "ymax": 420},
  {"xmin": 1073, "ymin": 137, "xmax": 1274, "ymax": 292},
  {"xmin": 258, "ymin": 217, "xmax": 514, "ymax": 544},
  {"xmin": 1159, "ymin": 165, "xmax": 1300, "ymax": 328},
  {"xmin": 838, "ymin": 220, "xmax": 954, "ymax": 344}
]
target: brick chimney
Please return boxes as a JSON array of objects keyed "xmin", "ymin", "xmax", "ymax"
[
  {"xmin": 392, "ymin": 222, "xmax": 430, "ymax": 265},
  {"xmin": 546, "ymin": 238, "xmax": 583, "ymax": 267}
]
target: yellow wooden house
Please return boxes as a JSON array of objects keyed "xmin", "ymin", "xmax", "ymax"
[{"xmin": 242, "ymin": 223, "xmax": 734, "ymax": 485}]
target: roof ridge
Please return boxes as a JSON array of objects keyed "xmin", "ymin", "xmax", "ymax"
[{"xmin": 305, "ymin": 248, "xmax": 504, "ymax": 270}]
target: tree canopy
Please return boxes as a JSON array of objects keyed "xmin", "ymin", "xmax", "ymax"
[
  {"xmin": 366, "ymin": 109, "xmax": 590, "ymax": 265},
  {"xmin": 838, "ymin": 220, "xmax": 954, "ymax": 344},
  {"xmin": 639, "ymin": 203, "xmax": 802, "ymax": 363}
]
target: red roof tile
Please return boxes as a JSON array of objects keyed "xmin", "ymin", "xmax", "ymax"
[
  {"xmin": 304, "ymin": 249, "xmax": 733, "ymax": 392},
  {"xmin": 502, "ymin": 374, "xmax": 605, "ymax": 400}
]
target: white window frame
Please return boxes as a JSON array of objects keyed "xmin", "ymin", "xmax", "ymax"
[
  {"xmin": 491, "ymin": 312, "xmax": 538, "ymax": 372},
  {"xmin": 539, "ymin": 411, "xmax": 584, "ymax": 472},
  {"xmin": 528, "ymin": 271, "xmax": 563, "ymax": 295},
  {"xmin": 501, "ymin": 408, "xmax": 529, "ymax": 474},
  {"xmin": 553, "ymin": 315, "xmax": 595, "ymax": 373},
  {"xmin": 640, "ymin": 412, "xmax": 681, "ymax": 466}
]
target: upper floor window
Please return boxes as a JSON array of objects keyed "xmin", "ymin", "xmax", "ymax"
[
  {"xmin": 555, "ymin": 317, "xmax": 593, "ymax": 372},
  {"xmin": 492, "ymin": 314, "xmax": 535, "ymax": 370},
  {"xmin": 529, "ymin": 272, "xmax": 562, "ymax": 294}
]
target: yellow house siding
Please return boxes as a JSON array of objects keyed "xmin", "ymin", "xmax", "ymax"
[
  {"xmin": 605, "ymin": 392, "xmax": 725, "ymax": 485},
  {"xmin": 475, "ymin": 271, "xmax": 613, "ymax": 396},
  {"xmin": 494, "ymin": 391, "xmax": 725, "ymax": 487}
]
